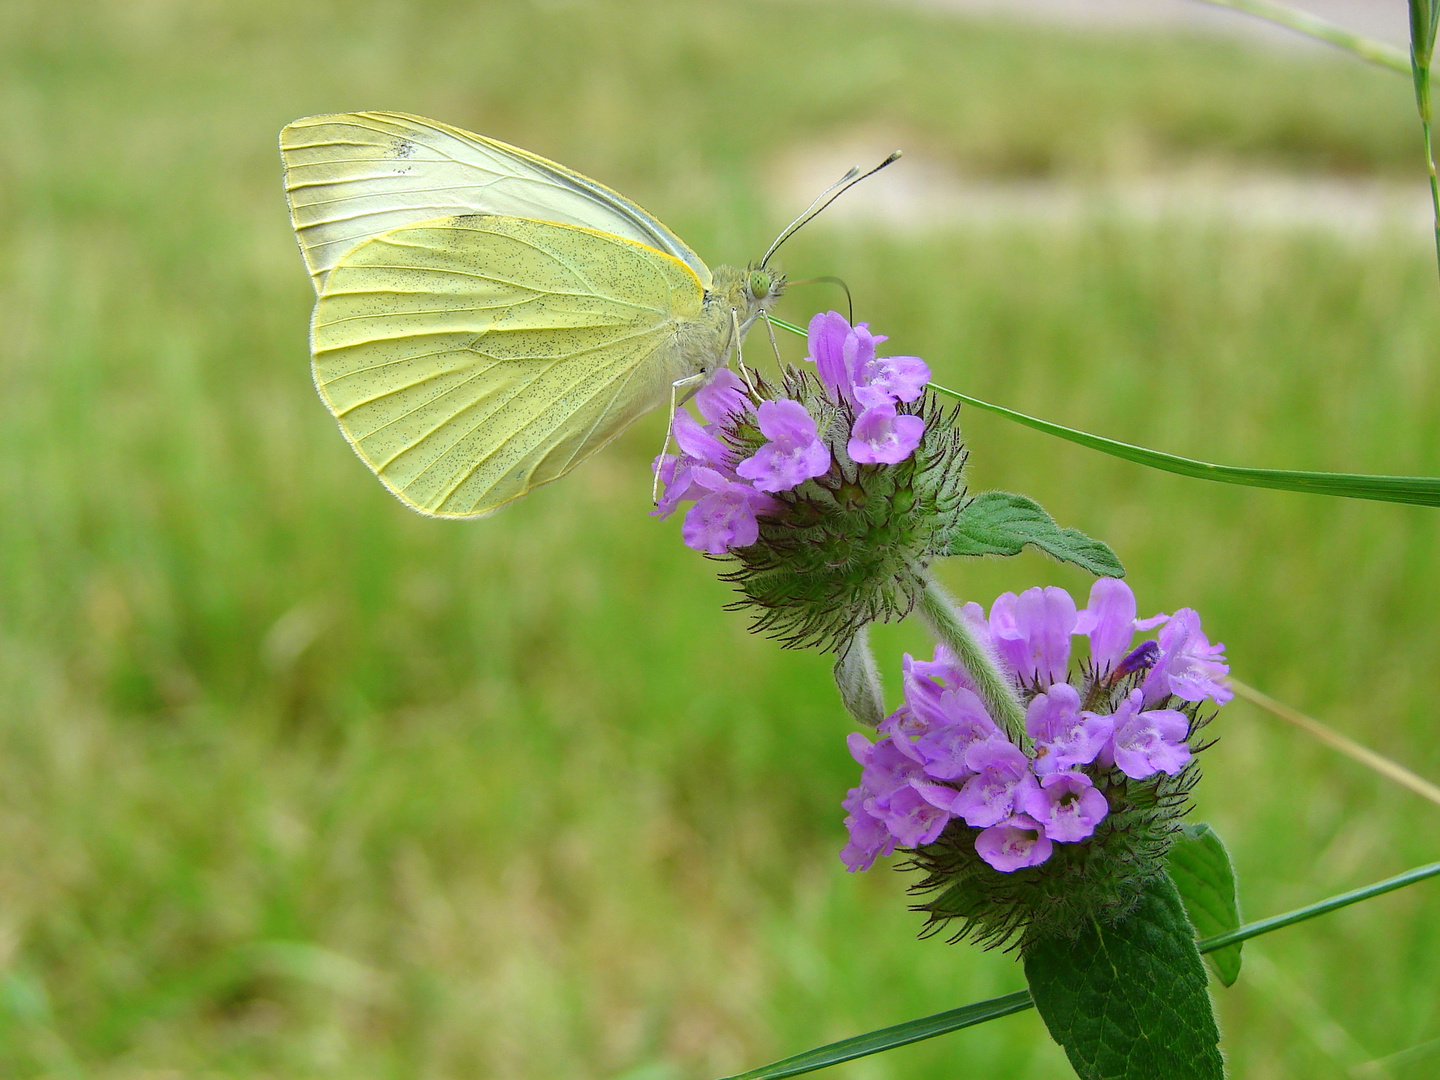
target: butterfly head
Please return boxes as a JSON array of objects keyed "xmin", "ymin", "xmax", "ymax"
[{"xmin": 746, "ymin": 267, "xmax": 784, "ymax": 305}]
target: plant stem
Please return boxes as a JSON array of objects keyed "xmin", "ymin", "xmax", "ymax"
[{"xmin": 916, "ymin": 578, "xmax": 1027, "ymax": 746}]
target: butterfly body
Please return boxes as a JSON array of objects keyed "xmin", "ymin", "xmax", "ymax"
[{"xmin": 281, "ymin": 112, "xmax": 782, "ymax": 516}]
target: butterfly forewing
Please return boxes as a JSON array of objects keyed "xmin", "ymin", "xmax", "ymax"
[
  {"xmin": 282, "ymin": 112, "xmax": 711, "ymax": 293},
  {"xmin": 312, "ymin": 215, "xmax": 706, "ymax": 516}
]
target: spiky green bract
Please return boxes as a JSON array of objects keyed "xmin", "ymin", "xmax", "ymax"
[
  {"xmin": 718, "ymin": 368, "xmax": 968, "ymax": 651},
  {"xmin": 905, "ymin": 698, "xmax": 1213, "ymax": 951}
]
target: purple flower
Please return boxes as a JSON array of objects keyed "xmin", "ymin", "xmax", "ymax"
[
  {"xmin": 808, "ymin": 310, "xmax": 853, "ymax": 404},
  {"xmin": 848, "ymin": 402, "xmax": 925, "ymax": 465},
  {"xmin": 806, "ymin": 310, "xmax": 931, "ymax": 409},
  {"xmin": 989, "ymin": 586, "xmax": 1077, "ymax": 687},
  {"xmin": 903, "ymin": 622, "xmax": 986, "ymax": 697},
  {"xmin": 848, "ymin": 732, "xmax": 923, "ymax": 798},
  {"xmin": 1141, "ymin": 608, "xmax": 1231, "ymax": 706},
  {"xmin": 671, "ymin": 408, "xmax": 732, "ymax": 468},
  {"xmin": 1021, "ymin": 772, "xmax": 1109, "ymax": 843},
  {"xmin": 855, "ymin": 349, "xmax": 930, "ymax": 409},
  {"xmin": 845, "ymin": 735, "xmax": 953, "ymax": 850},
  {"xmin": 651, "ymin": 452, "xmax": 704, "ymax": 519},
  {"xmin": 878, "ymin": 702, "xmax": 928, "ymax": 746},
  {"xmin": 974, "ymin": 814, "xmax": 1053, "ymax": 872},
  {"xmin": 946, "ymin": 739, "xmax": 1040, "ymax": 828},
  {"xmin": 679, "ymin": 468, "xmax": 777, "ymax": 554},
  {"xmin": 652, "ymin": 406, "xmax": 742, "ymax": 520},
  {"xmin": 911, "ymin": 688, "xmax": 1002, "ymax": 780},
  {"xmin": 840, "ymin": 785, "xmax": 896, "ymax": 871},
  {"xmin": 1074, "ymin": 578, "xmax": 1167, "ymax": 674},
  {"xmin": 694, "ymin": 367, "xmax": 750, "ymax": 425},
  {"xmin": 735, "ymin": 398, "xmax": 832, "ymax": 492},
  {"xmin": 900, "ymin": 648, "xmax": 972, "ymax": 725},
  {"xmin": 872, "ymin": 781, "xmax": 952, "ymax": 847},
  {"xmin": 1024, "ymin": 682, "xmax": 1114, "ymax": 777},
  {"xmin": 1102, "ymin": 689, "xmax": 1192, "ymax": 779}
]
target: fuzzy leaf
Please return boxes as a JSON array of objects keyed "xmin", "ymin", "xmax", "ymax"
[
  {"xmin": 1170, "ymin": 823, "xmax": 1243, "ymax": 987},
  {"xmin": 1022, "ymin": 871, "xmax": 1223, "ymax": 1080},
  {"xmin": 942, "ymin": 491, "xmax": 1124, "ymax": 578}
]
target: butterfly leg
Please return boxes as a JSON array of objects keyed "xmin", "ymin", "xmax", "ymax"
[
  {"xmin": 761, "ymin": 312, "xmax": 784, "ymax": 366},
  {"xmin": 651, "ymin": 370, "xmax": 711, "ymax": 505},
  {"xmin": 730, "ymin": 308, "xmax": 759, "ymax": 394}
]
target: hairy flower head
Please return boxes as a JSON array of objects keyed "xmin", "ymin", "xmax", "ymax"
[
  {"xmin": 840, "ymin": 578, "xmax": 1228, "ymax": 947},
  {"xmin": 653, "ymin": 311, "xmax": 966, "ymax": 651}
]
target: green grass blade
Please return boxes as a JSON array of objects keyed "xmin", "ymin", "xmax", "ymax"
[
  {"xmin": 1198, "ymin": 860, "xmax": 1440, "ymax": 953},
  {"xmin": 714, "ymin": 991, "xmax": 1035, "ymax": 1080},
  {"xmin": 769, "ymin": 317, "xmax": 1440, "ymax": 506},
  {"xmin": 715, "ymin": 861, "xmax": 1440, "ymax": 1080},
  {"xmin": 767, "ymin": 315, "xmax": 808, "ymax": 338},
  {"xmin": 1198, "ymin": 0, "xmax": 1410, "ymax": 73},
  {"xmin": 927, "ymin": 382, "xmax": 1440, "ymax": 507}
]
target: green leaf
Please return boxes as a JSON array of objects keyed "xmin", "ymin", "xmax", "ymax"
[
  {"xmin": 943, "ymin": 491, "xmax": 1124, "ymax": 578},
  {"xmin": 1169, "ymin": 823, "xmax": 1244, "ymax": 987},
  {"xmin": 1022, "ymin": 872, "xmax": 1223, "ymax": 1080},
  {"xmin": 928, "ymin": 381, "xmax": 1440, "ymax": 508}
]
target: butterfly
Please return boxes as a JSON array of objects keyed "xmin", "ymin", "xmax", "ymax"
[{"xmin": 280, "ymin": 111, "xmax": 786, "ymax": 518}]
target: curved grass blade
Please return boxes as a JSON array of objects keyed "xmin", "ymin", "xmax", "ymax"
[
  {"xmin": 768, "ymin": 318, "xmax": 1440, "ymax": 506},
  {"xmin": 1197, "ymin": 0, "xmax": 1410, "ymax": 73},
  {"xmin": 928, "ymin": 382, "xmax": 1440, "ymax": 507},
  {"xmin": 714, "ymin": 860, "xmax": 1440, "ymax": 1080},
  {"xmin": 714, "ymin": 991, "xmax": 1033, "ymax": 1080}
]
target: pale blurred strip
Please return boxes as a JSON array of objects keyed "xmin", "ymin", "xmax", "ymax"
[{"xmin": 1229, "ymin": 678, "xmax": 1440, "ymax": 809}]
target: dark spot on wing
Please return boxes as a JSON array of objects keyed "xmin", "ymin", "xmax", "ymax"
[
  {"xmin": 452, "ymin": 213, "xmax": 496, "ymax": 226},
  {"xmin": 389, "ymin": 138, "xmax": 416, "ymax": 159}
]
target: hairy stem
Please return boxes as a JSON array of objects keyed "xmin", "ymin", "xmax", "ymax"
[{"xmin": 916, "ymin": 578, "xmax": 1027, "ymax": 746}]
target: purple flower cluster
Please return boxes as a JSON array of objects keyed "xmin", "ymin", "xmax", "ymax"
[
  {"xmin": 653, "ymin": 312, "xmax": 931, "ymax": 555},
  {"xmin": 809, "ymin": 311, "xmax": 930, "ymax": 464},
  {"xmin": 841, "ymin": 578, "xmax": 1229, "ymax": 874}
]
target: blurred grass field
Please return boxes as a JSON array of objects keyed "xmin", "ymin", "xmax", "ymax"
[{"xmin": 2, "ymin": 0, "xmax": 1439, "ymax": 1076}]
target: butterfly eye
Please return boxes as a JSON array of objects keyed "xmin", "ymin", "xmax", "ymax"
[{"xmin": 748, "ymin": 270, "xmax": 772, "ymax": 299}]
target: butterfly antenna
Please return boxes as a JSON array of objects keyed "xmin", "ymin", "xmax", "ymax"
[
  {"xmin": 760, "ymin": 151, "xmax": 902, "ymax": 269},
  {"xmin": 787, "ymin": 275, "xmax": 854, "ymax": 324}
]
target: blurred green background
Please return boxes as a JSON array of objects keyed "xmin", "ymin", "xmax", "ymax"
[{"xmin": 2, "ymin": 0, "xmax": 1439, "ymax": 1076}]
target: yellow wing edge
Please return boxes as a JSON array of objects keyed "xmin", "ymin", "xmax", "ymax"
[{"xmin": 281, "ymin": 111, "xmax": 713, "ymax": 292}]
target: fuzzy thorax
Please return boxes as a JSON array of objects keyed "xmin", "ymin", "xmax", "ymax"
[{"xmin": 675, "ymin": 264, "xmax": 786, "ymax": 380}]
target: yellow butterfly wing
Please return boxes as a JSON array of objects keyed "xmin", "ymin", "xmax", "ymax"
[
  {"xmin": 312, "ymin": 214, "xmax": 705, "ymax": 517},
  {"xmin": 281, "ymin": 112, "xmax": 712, "ymax": 293}
]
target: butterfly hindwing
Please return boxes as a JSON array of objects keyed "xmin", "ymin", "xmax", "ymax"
[
  {"xmin": 281, "ymin": 112, "xmax": 712, "ymax": 293},
  {"xmin": 311, "ymin": 214, "xmax": 706, "ymax": 517}
]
